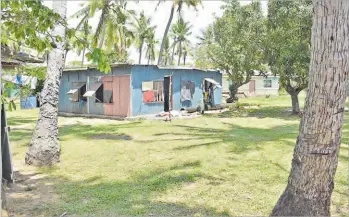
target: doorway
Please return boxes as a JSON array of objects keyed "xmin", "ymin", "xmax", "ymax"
[{"xmin": 164, "ymin": 76, "xmax": 172, "ymax": 112}]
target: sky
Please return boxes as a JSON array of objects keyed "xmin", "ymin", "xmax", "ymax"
[{"xmin": 43, "ymin": 1, "xmax": 268, "ymax": 65}]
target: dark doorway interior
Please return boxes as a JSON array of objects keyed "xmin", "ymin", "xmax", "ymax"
[{"xmin": 164, "ymin": 76, "xmax": 171, "ymax": 112}]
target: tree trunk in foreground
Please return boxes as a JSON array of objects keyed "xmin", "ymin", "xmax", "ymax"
[
  {"xmin": 290, "ymin": 92, "xmax": 300, "ymax": 114},
  {"xmin": 25, "ymin": 0, "xmax": 67, "ymax": 166},
  {"xmin": 157, "ymin": 4, "xmax": 175, "ymax": 65},
  {"xmin": 271, "ymin": 0, "xmax": 349, "ymax": 215}
]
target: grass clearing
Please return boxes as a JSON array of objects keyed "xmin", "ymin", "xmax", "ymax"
[{"xmin": 6, "ymin": 92, "xmax": 348, "ymax": 216}]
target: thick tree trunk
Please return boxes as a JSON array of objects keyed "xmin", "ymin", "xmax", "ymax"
[
  {"xmin": 138, "ymin": 41, "xmax": 143, "ymax": 64},
  {"xmin": 157, "ymin": 4, "xmax": 175, "ymax": 65},
  {"xmin": 271, "ymin": 0, "xmax": 349, "ymax": 216},
  {"xmin": 290, "ymin": 92, "xmax": 300, "ymax": 114},
  {"xmin": 25, "ymin": 0, "xmax": 67, "ymax": 167}
]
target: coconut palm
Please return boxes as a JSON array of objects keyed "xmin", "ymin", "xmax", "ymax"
[
  {"xmin": 75, "ymin": 18, "xmax": 92, "ymax": 66},
  {"xmin": 157, "ymin": 0, "xmax": 201, "ymax": 65},
  {"xmin": 170, "ymin": 18, "xmax": 192, "ymax": 65},
  {"xmin": 25, "ymin": 0, "xmax": 67, "ymax": 166},
  {"xmin": 133, "ymin": 11, "xmax": 156, "ymax": 64},
  {"xmin": 145, "ymin": 31, "xmax": 158, "ymax": 64},
  {"xmin": 162, "ymin": 36, "xmax": 171, "ymax": 65},
  {"xmin": 73, "ymin": 0, "xmax": 135, "ymax": 53}
]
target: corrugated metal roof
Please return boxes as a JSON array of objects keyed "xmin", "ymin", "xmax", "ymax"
[{"xmin": 63, "ymin": 64, "xmax": 220, "ymax": 73}]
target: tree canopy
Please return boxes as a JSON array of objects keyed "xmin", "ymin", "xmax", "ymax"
[
  {"xmin": 195, "ymin": 0, "xmax": 267, "ymax": 99},
  {"xmin": 266, "ymin": 0, "xmax": 312, "ymax": 113}
]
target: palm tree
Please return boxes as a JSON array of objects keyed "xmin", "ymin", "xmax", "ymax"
[
  {"xmin": 74, "ymin": 0, "xmax": 135, "ymax": 53},
  {"xmin": 145, "ymin": 31, "xmax": 158, "ymax": 64},
  {"xmin": 162, "ymin": 36, "xmax": 171, "ymax": 65},
  {"xmin": 75, "ymin": 18, "xmax": 92, "ymax": 66},
  {"xmin": 170, "ymin": 18, "xmax": 192, "ymax": 65},
  {"xmin": 25, "ymin": 0, "xmax": 67, "ymax": 166},
  {"xmin": 133, "ymin": 11, "xmax": 156, "ymax": 64},
  {"xmin": 157, "ymin": 0, "xmax": 201, "ymax": 65}
]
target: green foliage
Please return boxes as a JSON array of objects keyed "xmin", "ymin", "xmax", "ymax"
[
  {"xmin": 86, "ymin": 48, "xmax": 111, "ymax": 73},
  {"xmin": 132, "ymin": 11, "xmax": 157, "ymax": 64},
  {"xmin": 157, "ymin": 0, "xmax": 202, "ymax": 64},
  {"xmin": 195, "ymin": 0, "xmax": 267, "ymax": 98},
  {"xmin": 1, "ymin": 0, "xmax": 62, "ymax": 52},
  {"xmin": 266, "ymin": 0, "xmax": 312, "ymax": 94},
  {"xmin": 170, "ymin": 18, "xmax": 192, "ymax": 65},
  {"xmin": 145, "ymin": 31, "xmax": 158, "ymax": 64}
]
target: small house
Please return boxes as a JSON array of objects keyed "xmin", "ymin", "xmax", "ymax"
[
  {"xmin": 222, "ymin": 71, "xmax": 280, "ymax": 97},
  {"xmin": 59, "ymin": 64, "xmax": 222, "ymax": 117}
]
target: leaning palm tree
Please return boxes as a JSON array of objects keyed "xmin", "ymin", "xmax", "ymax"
[
  {"xmin": 170, "ymin": 18, "xmax": 192, "ymax": 65},
  {"xmin": 132, "ymin": 11, "xmax": 156, "ymax": 64},
  {"xmin": 145, "ymin": 31, "xmax": 158, "ymax": 64},
  {"xmin": 25, "ymin": 0, "xmax": 67, "ymax": 166},
  {"xmin": 157, "ymin": 0, "xmax": 201, "ymax": 65}
]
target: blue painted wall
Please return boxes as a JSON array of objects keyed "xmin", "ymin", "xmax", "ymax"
[
  {"xmin": 131, "ymin": 65, "xmax": 222, "ymax": 116},
  {"xmin": 59, "ymin": 65, "xmax": 222, "ymax": 117},
  {"xmin": 59, "ymin": 66, "xmax": 131, "ymax": 115}
]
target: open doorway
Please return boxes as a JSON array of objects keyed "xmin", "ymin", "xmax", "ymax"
[
  {"xmin": 202, "ymin": 78, "xmax": 222, "ymax": 111},
  {"xmin": 164, "ymin": 76, "xmax": 172, "ymax": 112}
]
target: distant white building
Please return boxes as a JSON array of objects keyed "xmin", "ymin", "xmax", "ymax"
[{"xmin": 222, "ymin": 71, "xmax": 280, "ymax": 97}]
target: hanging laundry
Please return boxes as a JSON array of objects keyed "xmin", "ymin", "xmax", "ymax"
[
  {"xmin": 181, "ymin": 80, "xmax": 195, "ymax": 102},
  {"xmin": 143, "ymin": 90, "xmax": 154, "ymax": 103}
]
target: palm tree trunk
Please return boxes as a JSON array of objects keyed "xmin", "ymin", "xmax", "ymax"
[
  {"xmin": 64, "ymin": 49, "xmax": 69, "ymax": 66},
  {"xmin": 183, "ymin": 53, "xmax": 186, "ymax": 65},
  {"xmin": 98, "ymin": 26, "xmax": 106, "ymax": 48},
  {"xmin": 177, "ymin": 41, "xmax": 182, "ymax": 65},
  {"xmin": 171, "ymin": 42, "xmax": 176, "ymax": 64},
  {"xmin": 81, "ymin": 47, "xmax": 86, "ymax": 67},
  {"xmin": 147, "ymin": 55, "xmax": 150, "ymax": 65},
  {"xmin": 138, "ymin": 41, "xmax": 143, "ymax": 64},
  {"xmin": 157, "ymin": 3, "xmax": 175, "ymax": 65},
  {"xmin": 271, "ymin": 0, "xmax": 349, "ymax": 215},
  {"xmin": 25, "ymin": 0, "xmax": 67, "ymax": 166}
]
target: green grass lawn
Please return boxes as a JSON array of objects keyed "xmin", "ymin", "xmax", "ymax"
[{"xmin": 6, "ymin": 92, "xmax": 348, "ymax": 216}]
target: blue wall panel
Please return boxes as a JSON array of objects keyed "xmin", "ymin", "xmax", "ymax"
[
  {"xmin": 131, "ymin": 66, "xmax": 222, "ymax": 116},
  {"xmin": 59, "ymin": 66, "xmax": 131, "ymax": 115}
]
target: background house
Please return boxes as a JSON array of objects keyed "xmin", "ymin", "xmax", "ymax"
[
  {"xmin": 59, "ymin": 64, "xmax": 222, "ymax": 117},
  {"xmin": 222, "ymin": 71, "xmax": 280, "ymax": 97}
]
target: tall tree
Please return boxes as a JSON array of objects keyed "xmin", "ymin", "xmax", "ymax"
[
  {"xmin": 145, "ymin": 31, "xmax": 158, "ymax": 64},
  {"xmin": 162, "ymin": 36, "xmax": 171, "ymax": 65},
  {"xmin": 271, "ymin": 0, "xmax": 349, "ymax": 215},
  {"xmin": 157, "ymin": 0, "xmax": 201, "ymax": 65},
  {"xmin": 25, "ymin": 0, "xmax": 67, "ymax": 166},
  {"xmin": 75, "ymin": 0, "xmax": 135, "ymax": 61},
  {"xmin": 195, "ymin": 0, "xmax": 266, "ymax": 100},
  {"xmin": 170, "ymin": 18, "xmax": 192, "ymax": 65},
  {"xmin": 133, "ymin": 11, "xmax": 156, "ymax": 64},
  {"xmin": 267, "ymin": 0, "xmax": 312, "ymax": 114}
]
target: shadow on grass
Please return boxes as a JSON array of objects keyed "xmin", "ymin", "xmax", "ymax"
[
  {"xmin": 150, "ymin": 123, "xmax": 298, "ymax": 154},
  {"xmin": 206, "ymin": 106, "xmax": 301, "ymax": 121},
  {"xmin": 7, "ymin": 161, "xmax": 229, "ymax": 216},
  {"xmin": 7, "ymin": 117, "xmax": 37, "ymax": 126},
  {"xmin": 59, "ymin": 122, "xmax": 143, "ymax": 141}
]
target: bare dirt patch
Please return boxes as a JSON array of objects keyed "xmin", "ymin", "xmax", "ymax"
[{"xmin": 5, "ymin": 161, "xmax": 61, "ymax": 217}]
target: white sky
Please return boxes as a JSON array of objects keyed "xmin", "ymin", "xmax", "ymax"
[{"xmin": 43, "ymin": 1, "xmax": 268, "ymax": 65}]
